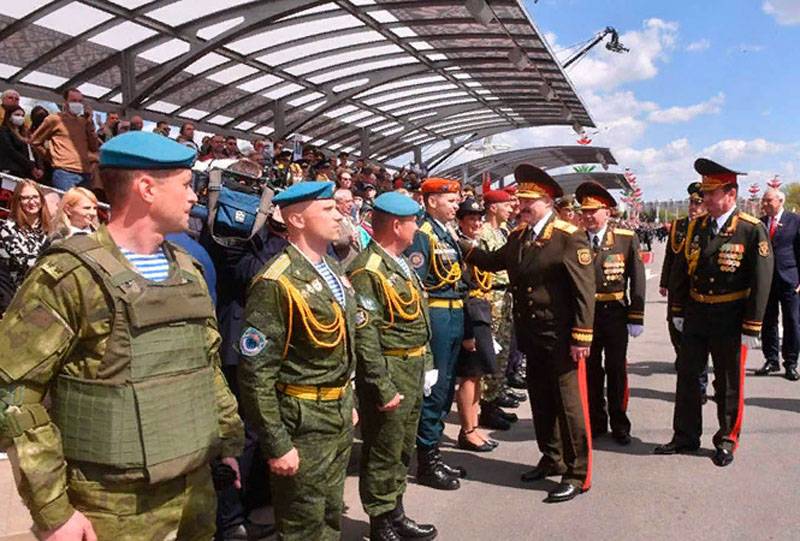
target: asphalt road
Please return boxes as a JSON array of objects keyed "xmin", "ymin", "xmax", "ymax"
[
  {"xmin": 3, "ymin": 240, "xmax": 799, "ymax": 540},
  {"xmin": 338, "ymin": 240, "xmax": 800, "ymax": 541}
]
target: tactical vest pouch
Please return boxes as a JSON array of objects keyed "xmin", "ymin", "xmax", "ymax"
[
  {"xmin": 126, "ymin": 281, "xmax": 214, "ymax": 329},
  {"xmin": 53, "ymin": 368, "xmax": 219, "ymax": 483},
  {"xmin": 130, "ymin": 323, "xmax": 208, "ymax": 379}
]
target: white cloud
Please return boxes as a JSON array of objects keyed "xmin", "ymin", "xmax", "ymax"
[
  {"xmin": 763, "ymin": 0, "xmax": 800, "ymax": 25},
  {"xmin": 558, "ymin": 18, "xmax": 679, "ymax": 92},
  {"xmin": 648, "ymin": 92, "xmax": 725, "ymax": 124},
  {"xmin": 685, "ymin": 38, "xmax": 710, "ymax": 52},
  {"xmin": 702, "ymin": 138, "xmax": 788, "ymax": 162}
]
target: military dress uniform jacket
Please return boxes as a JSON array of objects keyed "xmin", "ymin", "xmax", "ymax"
[
  {"xmin": 592, "ymin": 228, "xmax": 645, "ymax": 324},
  {"xmin": 464, "ymin": 213, "xmax": 596, "ymax": 349},
  {"xmin": 671, "ymin": 210, "xmax": 773, "ymax": 336},
  {"xmin": 347, "ymin": 240, "xmax": 434, "ymax": 406},
  {"xmin": 237, "ymin": 244, "xmax": 358, "ymax": 460},
  {"xmin": 661, "ymin": 217, "xmax": 691, "ymax": 320},
  {"xmin": 0, "ymin": 226, "xmax": 244, "ymax": 531},
  {"xmin": 405, "ymin": 214, "xmax": 466, "ymax": 300}
]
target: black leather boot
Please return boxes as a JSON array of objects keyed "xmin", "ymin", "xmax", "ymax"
[
  {"xmin": 416, "ymin": 447, "xmax": 460, "ymax": 490},
  {"xmin": 392, "ymin": 497, "xmax": 438, "ymax": 540},
  {"xmin": 431, "ymin": 446, "xmax": 467, "ymax": 478},
  {"xmin": 370, "ymin": 512, "xmax": 402, "ymax": 541}
]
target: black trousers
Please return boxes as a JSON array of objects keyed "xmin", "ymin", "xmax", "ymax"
[
  {"xmin": 667, "ymin": 304, "xmax": 710, "ymax": 394},
  {"xmin": 674, "ymin": 314, "xmax": 747, "ymax": 452},
  {"xmin": 217, "ymin": 365, "xmax": 271, "ymax": 535},
  {"xmin": 761, "ymin": 279, "xmax": 800, "ymax": 369},
  {"xmin": 523, "ymin": 328, "xmax": 592, "ymax": 490},
  {"xmin": 586, "ymin": 302, "xmax": 630, "ymax": 435}
]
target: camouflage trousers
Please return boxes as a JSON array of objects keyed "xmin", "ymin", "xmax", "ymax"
[
  {"xmin": 483, "ymin": 290, "xmax": 513, "ymax": 402},
  {"xmin": 67, "ymin": 464, "xmax": 216, "ymax": 541},
  {"xmin": 357, "ymin": 353, "xmax": 425, "ymax": 516},
  {"xmin": 270, "ymin": 390, "xmax": 354, "ymax": 541}
]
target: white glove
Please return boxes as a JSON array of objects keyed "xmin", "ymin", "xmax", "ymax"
[
  {"xmin": 627, "ymin": 324, "xmax": 644, "ymax": 338},
  {"xmin": 672, "ymin": 317, "xmax": 684, "ymax": 332},
  {"xmin": 742, "ymin": 335, "xmax": 760, "ymax": 348},
  {"xmin": 423, "ymin": 369, "xmax": 439, "ymax": 397}
]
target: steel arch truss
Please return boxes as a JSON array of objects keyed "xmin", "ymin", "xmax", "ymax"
[{"xmin": 0, "ymin": 0, "xmax": 594, "ymax": 162}]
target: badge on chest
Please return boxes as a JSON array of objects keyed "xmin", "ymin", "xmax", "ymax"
[
  {"xmin": 602, "ymin": 253, "xmax": 625, "ymax": 281},
  {"xmin": 717, "ymin": 243, "xmax": 744, "ymax": 272}
]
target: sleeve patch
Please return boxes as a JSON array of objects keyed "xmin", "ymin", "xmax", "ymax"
[
  {"xmin": 240, "ymin": 327, "xmax": 269, "ymax": 357},
  {"xmin": 577, "ymin": 248, "xmax": 592, "ymax": 266},
  {"xmin": 409, "ymin": 252, "xmax": 425, "ymax": 269},
  {"xmin": 759, "ymin": 241, "xmax": 770, "ymax": 257},
  {"xmin": 355, "ymin": 309, "xmax": 369, "ymax": 328}
]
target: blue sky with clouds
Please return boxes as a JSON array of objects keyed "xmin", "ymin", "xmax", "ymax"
[{"xmin": 451, "ymin": 0, "xmax": 800, "ymax": 200}]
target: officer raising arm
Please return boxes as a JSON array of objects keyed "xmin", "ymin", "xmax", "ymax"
[
  {"xmin": 0, "ymin": 132, "xmax": 244, "ymax": 540},
  {"xmin": 237, "ymin": 182, "xmax": 358, "ymax": 540},
  {"xmin": 462, "ymin": 165, "xmax": 595, "ymax": 503}
]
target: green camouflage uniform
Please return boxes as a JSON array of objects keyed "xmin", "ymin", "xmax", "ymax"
[
  {"xmin": 237, "ymin": 244, "xmax": 357, "ymax": 541},
  {"xmin": 478, "ymin": 222, "xmax": 512, "ymax": 402},
  {"xmin": 0, "ymin": 226, "xmax": 244, "ymax": 538},
  {"xmin": 347, "ymin": 240, "xmax": 433, "ymax": 517}
]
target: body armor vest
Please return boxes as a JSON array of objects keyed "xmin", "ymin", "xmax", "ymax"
[{"xmin": 48, "ymin": 235, "xmax": 219, "ymax": 484}]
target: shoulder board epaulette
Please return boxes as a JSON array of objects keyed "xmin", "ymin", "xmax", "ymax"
[
  {"xmin": 38, "ymin": 254, "xmax": 83, "ymax": 282},
  {"xmin": 261, "ymin": 253, "xmax": 290, "ymax": 281},
  {"xmin": 419, "ymin": 221, "xmax": 434, "ymax": 236},
  {"xmin": 613, "ymin": 228, "xmax": 634, "ymax": 236},
  {"xmin": 737, "ymin": 212, "xmax": 760, "ymax": 225},
  {"xmin": 365, "ymin": 253, "xmax": 382, "ymax": 272},
  {"xmin": 553, "ymin": 219, "xmax": 578, "ymax": 234}
]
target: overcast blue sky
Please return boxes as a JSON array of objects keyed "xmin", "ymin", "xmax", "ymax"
[{"xmin": 454, "ymin": 0, "xmax": 800, "ymax": 200}]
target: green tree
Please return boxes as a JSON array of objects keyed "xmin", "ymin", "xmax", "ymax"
[{"xmin": 785, "ymin": 183, "xmax": 800, "ymax": 213}]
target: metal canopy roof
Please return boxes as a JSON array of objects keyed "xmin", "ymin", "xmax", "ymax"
[
  {"xmin": 435, "ymin": 145, "xmax": 617, "ymax": 184},
  {"xmin": 550, "ymin": 172, "xmax": 632, "ymax": 194},
  {"xmin": 0, "ymin": 0, "xmax": 593, "ymax": 164}
]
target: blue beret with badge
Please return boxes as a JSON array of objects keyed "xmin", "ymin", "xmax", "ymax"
[
  {"xmin": 373, "ymin": 192, "xmax": 422, "ymax": 217},
  {"xmin": 272, "ymin": 181, "xmax": 335, "ymax": 208},
  {"xmin": 100, "ymin": 131, "xmax": 196, "ymax": 170}
]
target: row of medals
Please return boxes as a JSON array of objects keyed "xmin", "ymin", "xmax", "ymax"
[{"xmin": 718, "ymin": 243, "xmax": 744, "ymax": 273}]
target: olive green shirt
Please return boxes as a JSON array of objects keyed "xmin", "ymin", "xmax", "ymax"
[
  {"xmin": 347, "ymin": 240, "xmax": 434, "ymax": 406},
  {"xmin": 238, "ymin": 244, "xmax": 357, "ymax": 459},
  {"xmin": 0, "ymin": 225, "xmax": 243, "ymax": 531}
]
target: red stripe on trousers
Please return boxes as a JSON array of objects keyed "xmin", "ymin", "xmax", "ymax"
[
  {"xmin": 728, "ymin": 344, "xmax": 748, "ymax": 451},
  {"xmin": 576, "ymin": 357, "xmax": 593, "ymax": 491}
]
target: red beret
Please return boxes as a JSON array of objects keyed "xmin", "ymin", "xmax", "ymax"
[
  {"xmin": 421, "ymin": 177, "xmax": 460, "ymax": 194},
  {"xmin": 483, "ymin": 190, "xmax": 512, "ymax": 204}
]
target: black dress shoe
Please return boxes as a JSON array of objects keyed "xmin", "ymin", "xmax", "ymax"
[
  {"xmin": 755, "ymin": 361, "xmax": 780, "ymax": 376},
  {"xmin": 503, "ymin": 387, "xmax": 527, "ymax": 402},
  {"xmin": 507, "ymin": 372, "xmax": 527, "ymax": 389},
  {"xmin": 457, "ymin": 430, "xmax": 495, "ymax": 452},
  {"xmin": 480, "ymin": 400, "xmax": 518, "ymax": 422},
  {"xmin": 520, "ymin": 464, "xmax": 565, "ymax": 482},
  {"xmin": 220, "ymin": 525, "xmax": 248, "ymax": 541},
  {"xmin": 653, "ymin": 440, "xmax": 700, "ymax": 455},
  {"xmin": 612, "ymin": 431, "xmax": 632, "ymax": 446},
  {"xmin": 784, "ymin": 367, "xmax": 800, "ymax": 381},
  {"xmin": 544, "ymin": 482, "xmax": 582, "ymax": 503},
  {"xmin": 712, "ymin": 448, "xmax": 734, "ymax": 467},
  {"xmin": 245, "ymin": 522, "xmax": 277, "ymax": 540},
  {"xmin": 370, "ymin": 512, "xmax": 402, "ymax": 541},
  {"xmin": 492, "ymin": 394, "xmax": 520, "ymax": 409},
  {"xmin": 478, "ymin": 408, "xmax": 512, "ymax": 430}
]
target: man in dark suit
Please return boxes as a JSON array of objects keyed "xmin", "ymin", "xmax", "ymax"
[{"xmin": 757, "ymin": 188, "xmax": 800, "ymax": 381}]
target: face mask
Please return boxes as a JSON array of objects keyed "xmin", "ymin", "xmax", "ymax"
[
  {"xmin": 68, "ymin": 102, "xmax": 84, "ymax": 116},
  {"xmin": 10, "ymin": 115, "xmax": 24, "ymax": 127}
]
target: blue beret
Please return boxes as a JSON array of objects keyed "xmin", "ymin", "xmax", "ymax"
[
  {"xmin": 373, "ymin": 192, "xmax": 422, "ymax": 217},
  {"xmin": 100, "ymin": 132, "xmax": 196, "ymax": 170},
  {"xmin": 272, "ymin": 181, "xmax": 335, "ymax": 208}
]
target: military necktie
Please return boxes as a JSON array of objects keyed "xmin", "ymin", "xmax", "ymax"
[
  {"xmin": 592, "ymin": 234, "xmax": 600, "ymax": 252},
  {"xmin": 710, "ymin": 220, "xmax": 718, "ymax": 237}
]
